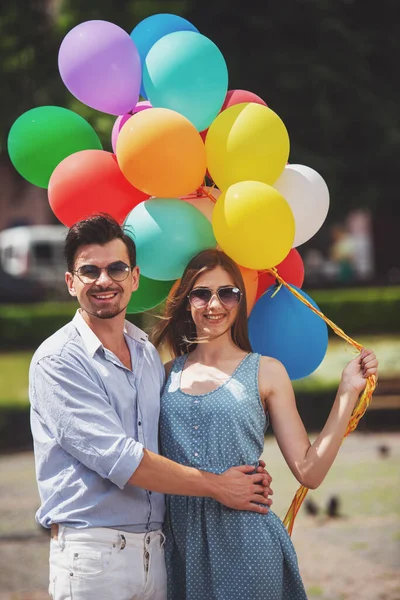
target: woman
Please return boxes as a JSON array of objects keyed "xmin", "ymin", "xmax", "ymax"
[{"xmin": 152, "ymin": 248, "xmax": 378, "ymax": 600}]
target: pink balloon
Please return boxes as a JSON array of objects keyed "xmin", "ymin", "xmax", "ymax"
[
  {"xmin": 201, "ymin": 89, "xmax": 267, "ymax": 147},
  {"xmin": 181, "ymin": 186, "xmax": 221, "ymax": 222},
  {"xmin": 111, "ymin": 101, "xmax": 152, "ymax": 153},
  {"xmin": 221, "ymin": 89, "xmax": 267, "ymax": 110}
]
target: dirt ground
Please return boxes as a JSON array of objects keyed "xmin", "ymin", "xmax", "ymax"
[{"xmin": 0, "ymin": 432, "xmax": 399, "ymax": 600}]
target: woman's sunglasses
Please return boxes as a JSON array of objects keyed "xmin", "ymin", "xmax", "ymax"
[
  {"xmin": 72, "ymin": 261, "xmax": 133, "ymax": 284},
  {"xmin": 188, "ymin": 286, "xmax": 242, "ymax": 310}
]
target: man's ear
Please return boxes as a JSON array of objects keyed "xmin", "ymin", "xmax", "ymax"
[
  {"xmin": 65, "ymin": 272, "xmax": 77, "ymax": 297},
  {"xmin": 131, "ymin": 266, "xmax": 140, "ymax": 292}
]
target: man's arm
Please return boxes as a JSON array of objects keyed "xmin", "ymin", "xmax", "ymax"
[{"xmin": 130, "ymin": 449, "xmax": 272, "ymax": 513}]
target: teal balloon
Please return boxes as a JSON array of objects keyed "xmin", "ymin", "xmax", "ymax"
[
  {"xmin": 124, "ymin": 198, "xmax": 216, "ymax": 280},
  {"xmin": 130, "ymin": 13, "xmax": 199, "ymax": 99},
  {"xmin": 127, "ymin": 275, "xmax": 176, "ymax": 314},
  {"xmin": 7, "ymin": 106, "xmax": 102, "ymax": 188},
  {"xmin": 143, "ymin": 31, "xmax": 228, "ymax": 131}
]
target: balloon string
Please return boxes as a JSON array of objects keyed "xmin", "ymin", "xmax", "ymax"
[
  {"xmin": 180, "ymin": 185, "xmax": 219, "ymax": 203},
  {"xmin": 266, "ymin": 267, "xmax": 378, "ymax": 536}
]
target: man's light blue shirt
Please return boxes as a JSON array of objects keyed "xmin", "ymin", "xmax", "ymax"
[{"xmin": 29, "ymin": 310, "xmax": 166, "ymax": 533}]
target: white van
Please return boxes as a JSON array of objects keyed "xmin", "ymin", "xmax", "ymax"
[{"xmin": 0, "ymin": 225, "xmax": 68, "ymax": 295}]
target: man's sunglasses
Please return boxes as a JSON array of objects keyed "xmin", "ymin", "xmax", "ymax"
[
  {"xmin": 72, "ymin": 261, "xmax": 134, "ymax": 284},
  {"xmin": 188, "ymin": 286, "xmax": 242, "ymax": 309}
]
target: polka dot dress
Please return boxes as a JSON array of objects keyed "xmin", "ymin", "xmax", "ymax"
[{"xmin": 160, "ymin": 353, "xmax": 307, "ymax": 600}]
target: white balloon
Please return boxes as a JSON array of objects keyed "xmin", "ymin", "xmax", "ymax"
[{"xmin": 274, "ymin": 164, "xmax": 330, "ymax": 247}]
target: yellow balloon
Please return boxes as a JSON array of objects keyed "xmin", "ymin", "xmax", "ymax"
[
  {"xmin": 212, "ymin": 181, "xmax": 295, "ymax": 269},
  {"xmin": 205, "ymin": 103, "xmax": 290, "ymax": 191}
]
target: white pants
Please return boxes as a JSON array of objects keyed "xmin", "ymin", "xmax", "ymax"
[{"xmin": 49, "ymin": 525, "xmax": 167, "ymax": 600}]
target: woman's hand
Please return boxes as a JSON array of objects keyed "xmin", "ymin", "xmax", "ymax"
[{"xmin": 340, "ymin": 348, "xmax": 378, "ymax": 395}]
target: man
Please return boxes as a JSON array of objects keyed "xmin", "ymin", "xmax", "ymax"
[{"xmin": 29, "ymin": 214, "xmax": 273, "ymax": 600}]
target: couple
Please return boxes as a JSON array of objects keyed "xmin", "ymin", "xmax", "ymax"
[{"xmin": 29, "ymin": 214, "xmax": 378, "ymax": 600}]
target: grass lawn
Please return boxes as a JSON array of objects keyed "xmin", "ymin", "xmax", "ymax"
[
  {"xmin": 0, "ymin": 352, "xmax": 33, "ymax": 407},
  {"xmin": 293, "ymin": 333, "xmax": 400, "ymax": 392},
  {"xmin": 1, "ymin": 334, "xmax": 400, "ymax": 408}
]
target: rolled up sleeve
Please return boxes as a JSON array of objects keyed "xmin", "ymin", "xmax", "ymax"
[{"xmin": 31, "ymin": 354, "xmax": 143, "ymax": 489}]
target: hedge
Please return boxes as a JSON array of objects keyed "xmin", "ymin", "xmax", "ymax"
[
  {"xmin": 309, "ymin": 286, "xmax": 400, "ymax": 337},
  {"xmin": 0, "ymin": 301, "xmax": 147, "ymax": 350},
  {"xmin": 0, "ymin": 286, "xmax": 399, "ymax": 350}
]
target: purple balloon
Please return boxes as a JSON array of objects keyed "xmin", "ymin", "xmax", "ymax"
[
  {"xmin": 59, "ymin": 20, "xmax": 141, "ymax": 116},
  {"xmin": 111, "ymin": 101, "xmax": 152, "ymax": 153}
]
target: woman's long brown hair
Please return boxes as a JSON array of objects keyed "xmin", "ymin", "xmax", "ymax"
[{"xmin": 151, "ymin": 248, "xmax": 252, "ymax": 358}]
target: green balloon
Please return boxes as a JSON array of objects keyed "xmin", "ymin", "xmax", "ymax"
[
  {"xmin": 127, "ymin": 274, "xmax": 176, "ymax": 314},
  {"xmin": 7, "ymin": 106, "xmax": 102, "ymax": 188}
]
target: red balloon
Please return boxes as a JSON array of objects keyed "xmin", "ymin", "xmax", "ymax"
[
  {"xmin": 256, "ymin": 249, "xmax": 305, "ymax": 301},
  {"xmin": 48, "ymin": 150, "xmax": 149, "ymax": 226},
  {"xmin": 221, "ymin": 89, "xmax": 267, "ymax": 111}
]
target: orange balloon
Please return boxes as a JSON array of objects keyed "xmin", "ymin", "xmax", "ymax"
[
  {"xmin": 116, "ymin": 108, "xmax": 206, "ymax": 198},
  {"xmin": 182, "ymin": 186, "xmax": 221, "ymax": 222},
  {"xmin": 239, "ymin": 265, "xmax": 258, "ymax": 315}
]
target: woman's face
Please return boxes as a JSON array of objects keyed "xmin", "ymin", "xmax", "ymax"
[{"xmin": 187, "ymin": 266, "xmax": 241, "ymax": 342}]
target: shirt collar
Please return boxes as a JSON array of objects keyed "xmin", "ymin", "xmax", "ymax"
[{"xmin": 72, "ymin": 309, "xmax": 148, "ymax": 357}]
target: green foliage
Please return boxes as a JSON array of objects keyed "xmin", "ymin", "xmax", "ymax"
[
  {"xmin": 0, "ymin": 1, "xmax": 65, "ymax": 154},
  {"xmin": 186, "ymin": 0, "xmax": 399, "ymax": 220}
]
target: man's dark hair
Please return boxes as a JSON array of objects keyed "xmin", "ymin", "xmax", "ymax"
[{"xmin": 64, "ymin": 213, "xmax": 136, "ymax": 272}]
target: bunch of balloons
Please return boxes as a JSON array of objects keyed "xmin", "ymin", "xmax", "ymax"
[{"xmin": 7, "ymin": 13, "xmax": 332, "ymax": 380}]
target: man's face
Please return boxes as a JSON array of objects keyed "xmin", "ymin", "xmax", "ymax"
[{"xmin": 65, "ymin": 239, "xmax": 139, "ymax": 320}]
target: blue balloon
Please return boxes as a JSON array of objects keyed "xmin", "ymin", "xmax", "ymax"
[
  {"xmin": 124, "ymin": 198, "xmax": 216, "ymax": 280},
  {"xmin": 248, "ymin": 285, "xmax": 329, "ymax": 380},
  {"xmin": 130, "ymin": 14, "xmax": 199, "ymax": 98},
  {"xmin": 143, "ymin": 31, "xmax": 228, "ymax": 131}
]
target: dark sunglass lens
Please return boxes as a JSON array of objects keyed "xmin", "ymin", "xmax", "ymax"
[
  {"xmin": 218, "ymin": 287, "xmax": 241, "ymax": 307},
  {"xmin": 78, "ymin": 265, "xmax": 101, "ymax": 281},
  {"xmin": 108, "ymin": 263, "xmax": 129, "ymax": 281},
  {"xmin": 190, "ymin": 288, "xmax": 212, "ymax": 306}
]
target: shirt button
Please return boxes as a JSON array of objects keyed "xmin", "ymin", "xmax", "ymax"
[
  {"xmin": 194, "ymin": 400, "xmax": 199, "ymax": 404},
  {"xmin": 138, "ymin": 421, "xmax": 142, "ymax": 426},
  {"xmin": 194, "ymin": 452, "xmax": 199, "ymax": 457},
  {"xmin": 193, "ymin": 425, "xmax": 199, "ymax": 430},
  {"xmin": 146, "ymin": 536, "xmax": 150, "ymax": 544}
]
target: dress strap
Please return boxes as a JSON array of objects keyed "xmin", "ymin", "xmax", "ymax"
[{"xmin": 170, "ymin": 354, "xmax": 187, "ymax": 373}]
